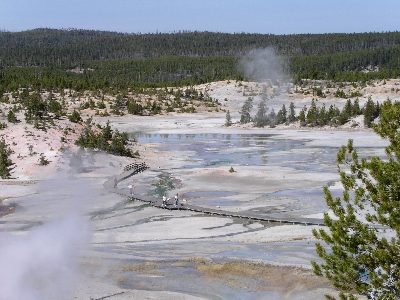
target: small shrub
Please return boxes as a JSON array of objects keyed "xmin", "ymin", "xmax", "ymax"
[
  {"xmin": 97, "ymin": 101, "xmax": 106, "ymax": 109},
  {"xmin": 68, "ymin": 109, "xmax": 82, "ymax": 123},
  {"xmin": 7, "ymin": 110, "xmax": 18, "ymax": 123},
  {"xmin": 38, "ymin": 153, "xmax": 49, "ymax": 166},
  {"xmin": 28, "ymin": 145, "xmax": 34, "ymax": 156},
  {"xmin": 334, "ymin": 89, "xmax": 347, "ymax": 98}
]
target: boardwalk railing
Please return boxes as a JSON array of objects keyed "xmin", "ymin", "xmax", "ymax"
[
  {"xmin": 104, "ymin": 162, "xmax": 149, "ymax": 191},
  {"xmin": 104, "ymin": 162, "xmax": 327, "ymax": 227},
  {"xmin": 123, "ymin": 162, "xmax": 148, "ymax": 172},
  {"xmin": 105, "ymin": 164, "xmax": 387, "ymax": 229},
  {"xmin": 118, "ymin": 162, "xmax": 149, "ymax": 183}
]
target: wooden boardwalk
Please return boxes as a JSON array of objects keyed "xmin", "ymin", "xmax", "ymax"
[{"xmin": 104, "ymin": 163, "xmax": 326, "ymax": 227}]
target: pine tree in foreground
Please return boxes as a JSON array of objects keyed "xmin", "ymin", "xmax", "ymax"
[{"xmin": 312, "ymin": 99, "xmax": 400, "ymax": 300}]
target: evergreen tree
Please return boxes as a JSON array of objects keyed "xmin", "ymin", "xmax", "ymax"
[
  {"xmin": 240, "ymin": 97, "xmax": 253, "ymax": 124},
  {"xmin": 353, "ymin": 98, "xmax": 362, "ymax": 116},
  {"xmin": 327, "ymin": 104, "xmax": 341, "ymax": 126},
  {"xmin": 288, "ymin": 101, "xmax": 296, "ymax": 123},
  {"xmin": 318, "ymin": 104, "xmax": 327, "ymax": 126},
  {"xmin": 268, "ymin": 108, "xmax": 276, "ymax": 126},
  {"xmin": 68, "ymin": 109, "xmax": 82, "ymax": 123},
  {"xmin": 127, "ymin": 99, "xmax": 144, "ymax": 115},
  {"xmin": 0, "ymin": 138, "xmax": 13, "ymax": 179},
  {"xmin": 299, "ymin": 106, "xmax": 306, "ymax": 125},
  {"xmin": 364, "ymin": 96, "xmax": 376, "ymax": 127},
  {"xmin": 75, "ymin": 120, "xmax": 133, "ymax": 157},
  {"xmin": 48, "ymin": 98, "xmax": 63, "ymax": 118},
  {"xmin": 7, "ymin": 110, "xmax": 17, "ymax": 123},
  {"xmin": 108, "ymin": 130, "xmax": 132, "ymax": 157},
  {"xmin": 75, "ymin": 120, "xmax": 96, "ymax": 148},
  {"xmin": 334, "ymin": 88, "xmax": 347, "ymax": 98},
  {"xmin": 1, "ymin": 30, "xmax": 400, "ymax": 91},
  {"xmin": 374, "ymin": 101, "xmax": 381, "ymax": 119},
  {"xmin": 339, "ymin": 99, "xmax": 353, "ymax": 125},
  {"xmin": 225, "ymin": 110, "xmax": 232, "ymax": 126},
  {"xmin": 312, "ymin": 99, "xmax": 400, "ymax": 299},
  {"xmin": 38, "ymin": 153, "xmax": 49, "ymax": 166},
  {"xmin": 253, "ymin": 98, "xmax": 268, "ymax": 127},
  {"xmin": 306, "ymin": 99, "xmax": 318, "ymax": 126},
  {"xmin": 102, "ymin": 120, "xmax": 113, "ymax": 141},
  {"xmin": 24, "ymin": 92, "xmax": 47, "ymax": 123},
  {"xmin": 275, "ymin": 104, "xmax": 287, "ymax": 125}
]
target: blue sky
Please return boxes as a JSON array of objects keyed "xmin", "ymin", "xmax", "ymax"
[{"xmin": 1, "ymin": 0, "xmax": 399, "ymax": 34}]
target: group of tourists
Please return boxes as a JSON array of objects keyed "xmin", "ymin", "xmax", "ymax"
[
  {"xmin": 116, "ymin": 176, "xmax": 181, "ymax": 208},
  {"xmin": 162, "ymin": 193, "xmax": 179, "ymax": 207}
]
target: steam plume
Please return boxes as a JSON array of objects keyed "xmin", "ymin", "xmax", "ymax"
[
  {"xmin": 0, "ymin": 161, "xmax": 95, "ymax": 300},
  {"xmin": 0, "ymin": 214, "xmax": 89, "ymax": 300},
  {"xmin": 238, "ymin": 47, "xmax": 289, "ymax": 83}
]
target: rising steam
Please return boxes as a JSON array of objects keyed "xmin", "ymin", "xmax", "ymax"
[
  {"xmin": 0, "ymin": 156, "xmax": 96, "ymax": 300},
  {"xmin": 0, "ymin": 214, "xmax": 89, "ymax": 300},
  {"xmin": 238, "ymin": 47, "xmax": 289, "ymax": 83}
]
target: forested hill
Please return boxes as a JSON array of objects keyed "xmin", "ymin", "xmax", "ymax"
[
  {"xmin": 1, "ymin": 29, "xmax": 400, "ymax": 92},
  {"xmin": 1, "ymin": 29, "xmax": 400, "ymax": 67}
]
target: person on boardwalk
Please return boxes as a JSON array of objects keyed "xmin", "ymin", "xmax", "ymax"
[
  {"xmin": 113, "ymin": 177, "xmax": 117, "ymax": 188},
  {"xmin": 162, "ymin": 193, "xmax": 167, "ymax": 207},
  {"xmin": 174, "ymin": 193, "xmax": 179, "ymax": 207}
]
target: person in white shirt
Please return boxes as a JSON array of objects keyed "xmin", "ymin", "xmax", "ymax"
[{"xmin": 174, "ymin": 193, "xmax": 179, "ymax": 207}]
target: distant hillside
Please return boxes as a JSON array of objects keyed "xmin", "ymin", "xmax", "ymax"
[
  {"xmin": 0, "ymin": 29, "xmax": 400, "ymax": 92},
  {"xmin": 1, "ymin": 29, "xmax": 400, "ymax": 67}
]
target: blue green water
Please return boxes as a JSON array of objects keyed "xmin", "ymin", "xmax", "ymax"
[
  {"xmin": 133, "ymin": 133, "xmax": 336, "ymax": 173},
  {"xmin": 131, "ymin": 133, "xmax": 346, "ymax": 216}
]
